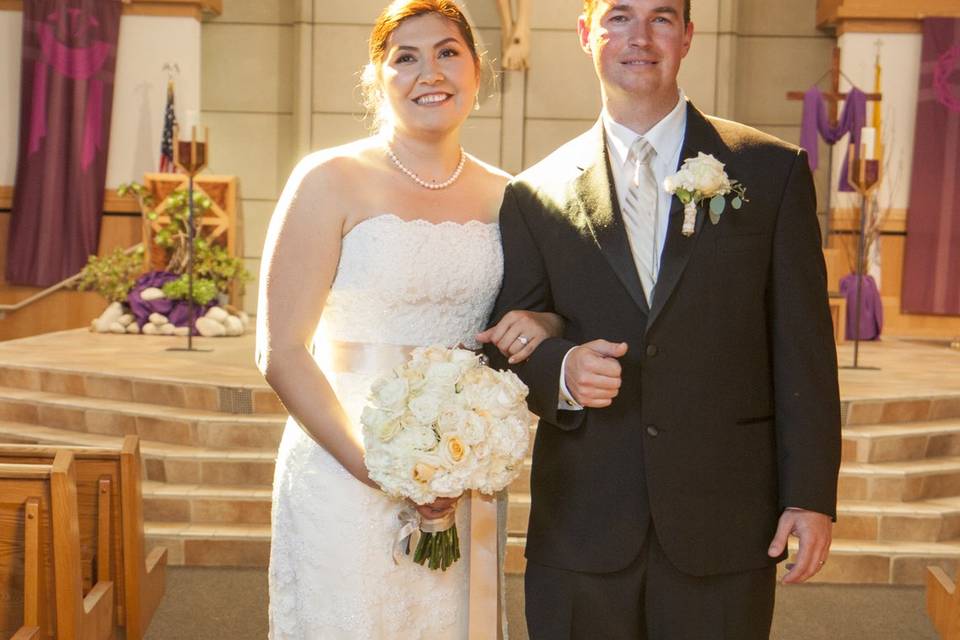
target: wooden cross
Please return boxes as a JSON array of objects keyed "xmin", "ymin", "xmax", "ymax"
[{"xmin": 786, "ymin": 47, "xmax": 882, "ymax": 126}]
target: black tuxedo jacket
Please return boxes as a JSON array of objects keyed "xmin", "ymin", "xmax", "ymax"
[{"xmin": 486, "ymin": 103, "xmax": 841, "ymax": 577}]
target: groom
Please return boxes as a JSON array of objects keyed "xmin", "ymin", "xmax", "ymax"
[{"xmin": 482, "ymin": 0, "xmax": 841, "ymax": 637}]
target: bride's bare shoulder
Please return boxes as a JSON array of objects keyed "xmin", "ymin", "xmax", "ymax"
[
  {"xmin": 467, "ymin": 153, "xmax": 512, "ymax": 189},
  {"xmin": 287, "ymin": 137, "xmax": 384, "ymax": 189}
]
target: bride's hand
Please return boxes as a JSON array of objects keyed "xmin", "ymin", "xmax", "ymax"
[
  {"xmin": 412, "ymin": 495, "xmax": 461, "ymax": 520},
  {"xmin": 476, "ymin": 310, "xmax": 565, "ymax": 364}
]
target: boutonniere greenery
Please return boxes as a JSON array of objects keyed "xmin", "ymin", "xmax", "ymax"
[{"xmin": 663, "ymin": 152, "xmax": 748, "ymax": 237}]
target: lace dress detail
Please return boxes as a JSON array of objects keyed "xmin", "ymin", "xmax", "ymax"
[{"xmin": 269, "ymin": 214, "xmax": 504, "ymax": 640}]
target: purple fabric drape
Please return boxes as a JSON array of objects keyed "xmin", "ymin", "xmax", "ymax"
[
  {"xmin": 902, "ymin": 18, "xmax": 960, "ymax": 316},
  {"xmin": 799, "ymin": 86, "xmax": 867, "ymax": 193},
  {"xmin": 6, "ymin": 0, "xmax": 122, "ymax": 287},
  {"xmin": 839, "ymin": 274, "xmax": 883, "ymax": 341},
  {"xmin": 127, "ymin": 271, "xmax": 214, "ymax": 328}
]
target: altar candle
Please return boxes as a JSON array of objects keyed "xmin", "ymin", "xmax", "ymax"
[
  {"xmin": 860, "ymin": 126, "xmax": 876, "ymax": 160},
  {"xmin": 184, "ymin": 110, "xmax": 200, "ymax": 136}
]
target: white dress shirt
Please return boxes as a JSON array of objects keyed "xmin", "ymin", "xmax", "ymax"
[{"xmin": 559, "ymin": 91, "xmax": 689, "ymax": 410}]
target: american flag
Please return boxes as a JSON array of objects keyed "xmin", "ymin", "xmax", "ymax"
[{"xmin": 159, "ymin": 80, "xmax": 177, "ymax": 173}]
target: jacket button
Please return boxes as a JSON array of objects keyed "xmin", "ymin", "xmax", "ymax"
[
  {"xmin": 646, "ymin": 425, "xmax": 659, "ymax": 437},
  {"xmin": 646, "ymin": 345, "xmax": 659, "ymax": 357}
]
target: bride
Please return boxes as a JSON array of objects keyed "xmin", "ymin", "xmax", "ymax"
[{"xmin": 255, "ymin": 1, "xmax": 559, "ymax": 637}]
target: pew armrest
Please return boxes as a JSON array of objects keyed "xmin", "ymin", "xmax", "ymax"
[
  {"xmin": 141, "ymin": 546, "xmax": 168, "ymax": 628},
  {"xmin": 10, "ymin": 627, "xmax": 41, "ymax": 640},
  {"xmin": 83, "ymin": 580, "xmax": 115, "ymax": 639}
]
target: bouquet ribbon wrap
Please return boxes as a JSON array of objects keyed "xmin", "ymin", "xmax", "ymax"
[{"xmin": 324, "ymin": 340, "xmax": 502, "ymax": 637}]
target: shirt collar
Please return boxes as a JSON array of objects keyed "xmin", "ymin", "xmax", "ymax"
[{"xmin": 602, "ymin": 89, "xmax": 688, "ymax": 169}]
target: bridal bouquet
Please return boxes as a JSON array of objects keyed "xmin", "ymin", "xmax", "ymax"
[{"xmin": 361, "ymin": 345, "xmax": 533, "ymax": 571}]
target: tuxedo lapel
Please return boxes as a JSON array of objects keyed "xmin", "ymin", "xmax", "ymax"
[
  {"xmin": 646, "ymin": 104, "xmax": 722, "ymax": 332},
  {"xmin": 575, "ymin": 121, "xmax": 650, "ymax": 314}
]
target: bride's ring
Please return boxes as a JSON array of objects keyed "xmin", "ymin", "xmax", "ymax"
[{"xmin": 516, "ymin": 335, "xmax": 530, "ymax": 346}]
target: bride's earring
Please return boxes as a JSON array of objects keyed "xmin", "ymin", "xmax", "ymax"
[{"xmin": 474, "ymin": 93, "xmax": 480, "ymax": 111}]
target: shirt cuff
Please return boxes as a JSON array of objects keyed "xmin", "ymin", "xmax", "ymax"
[{"xmin": 558, "ymin": 347, "xmax": 583, "ymax": 411}]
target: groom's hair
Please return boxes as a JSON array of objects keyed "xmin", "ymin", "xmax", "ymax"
[{"xmin": 582, "ymin": 1, "xmax": 691, "ymax": 25}]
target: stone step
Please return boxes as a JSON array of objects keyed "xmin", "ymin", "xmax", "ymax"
[
  {"xmin": 504, "ymin": 534, "xmax": 960, "ymax": 585},
  {"xmin": 0, "ymin": 385, "xmax": 285, "ymax": 449},
  {"xmin": 836, "ymin": 498, "xmax": 960, "ymax": 543},
  {"xmin": 142, "ymin": 481, "xmax": 272, "ymax": 525},
  {"xmin": 508, "ymin": 456, "xmax": 960, "ymax": 504},
  {"xmin": 842, "ymin": 419, "xmax": 960, "ymax": 463},
  {"xmin": 0, "ymin": 421, "xmax": 276, "ymax": 486},
  {"xmin": 839, "ymin": 456, "xmax": 960, "ymax": 502},
  {"xmin": 786, "ymin": 537, "xmax": 960, "ymax": 586},
  {"xmin": 0, "ymin": 363, "xmax": 283, "ymax": 415},
  {"xmin": 144, "ymin": 522, "xmax": 271, "ymax": 567},
  {"xmin": 507, "ymin": 460, "xmax": 533, "ymax": 495},
  {"xmin": 505, "ymin": 496, "xmax": 960, "ymax": 545},
  {"xmin": 507, "ymin": 493, "xmax": 530, "ymax": 535},
  {"xmin": 844, "ymin": 395, "xmax": 960, "ymax": 427}
]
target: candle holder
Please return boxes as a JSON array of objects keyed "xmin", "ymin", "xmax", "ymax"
[
  {"xmin": 841, "ymin": 142, "xmax": 882, "ymax": 370},
  {"xmin": 168, "ymin": 124, "xmax": 211, "ymax": 353}
]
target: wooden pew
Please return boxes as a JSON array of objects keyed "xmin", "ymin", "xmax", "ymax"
[
  {"xmin": 927, "ymin": 566, "xmax": 960, "ymax": 639},
  {"xmin": 0, "ymin": 452, "xmax": 114, "ymax": 640},
  {"xmin": 0, "ymin": 437, "xmax": 167, "ymax": 640},
  {"xmin": 2, "ymin": 494, "xmax": 41, "ymax": 640}
]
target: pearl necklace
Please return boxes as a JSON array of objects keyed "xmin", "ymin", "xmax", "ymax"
[{"xmin": 386, "ymin": 145, "xmax": 466, "ymax": 190}]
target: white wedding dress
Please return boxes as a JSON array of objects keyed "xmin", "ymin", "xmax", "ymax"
[{"xmin": 269, "ymin": 213, "xmax": 505, "ymax": 639}]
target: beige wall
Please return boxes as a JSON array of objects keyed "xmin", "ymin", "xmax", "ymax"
[
  {"xmin": 201, "ymin": 0, "xmax": 296, "ymax": 314},
  {"xmin": 730, "ymin": 0, "xmax": 835, "ymax": 212},
  {"xmin": 199, "ymin": 0, "xmax": 834, "ymax": 314}
]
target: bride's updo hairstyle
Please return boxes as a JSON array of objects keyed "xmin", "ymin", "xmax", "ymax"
[{"xmin": 361, "ymin": 0, "xmax": 482, "ymax": 128}]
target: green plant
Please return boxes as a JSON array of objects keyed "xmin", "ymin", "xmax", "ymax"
[
  {"xmin": 75, "ymin": 246, "xmax": 145, "ymax": 302},
  {"xmin": 120, "ymin": 182, "xmax": 250, "ymax": 296},
  {"xmin": 161, "ymin": 274, "xmax": 219, "ymax": 305},
  {"xmin": 193, "ymin": 237, "xmax": 252, "ymax": 295}
]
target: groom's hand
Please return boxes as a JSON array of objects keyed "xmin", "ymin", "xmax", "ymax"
[
  {"xmin": 768, "ymin": 507, "xmax": 832, "ymax": 584},
  {"xmin": 564, "ymin": 340, "xmax": 627, "ymax": 408}
]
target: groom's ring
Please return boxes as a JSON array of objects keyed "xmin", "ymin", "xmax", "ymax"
[{"xmin": 516, "ymin": 335, "xmax": 530, "ymax": 346}]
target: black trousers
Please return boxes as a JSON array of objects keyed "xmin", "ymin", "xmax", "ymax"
[{"xmin": 525, "ymin": 526, "xmax": 777, "ymax": 640}]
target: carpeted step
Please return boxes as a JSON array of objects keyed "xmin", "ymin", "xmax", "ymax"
[{"xmin": 0, "ymin": 384, "xmax": 285, "ymax": 449}]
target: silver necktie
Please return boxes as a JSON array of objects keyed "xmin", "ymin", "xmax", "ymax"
[{"xmin": 622, "ymin": 137, "xmax": 659, "ymax": 302}]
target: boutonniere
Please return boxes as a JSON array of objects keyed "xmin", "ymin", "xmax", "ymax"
[{"xmin": 663, "ymin": 152, "xmax": 748, "ymax": 236}]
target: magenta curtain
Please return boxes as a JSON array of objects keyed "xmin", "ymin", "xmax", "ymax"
[
  {"xmin": 902, "ymin": 18, "xmax": 960, "ymax": 316},
  {"xmin": 6, "ymin": 0, "xmax": 122, "ymax": 287}
]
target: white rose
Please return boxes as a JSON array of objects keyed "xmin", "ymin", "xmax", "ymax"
[
  {"xmin": 450, "ymin": 348, "xmax": 479, "ymax": 365},
  {"xmin": 394, "ymin": 423, "xmax": 439, "ymax": 452},
  {"xmin": 360, "ymin": 406, "xmax": 402, "ymax": 442},
  {"xmin": 437, "ymin": 405, "xmax": 470, "ymax": 435},
  {"xmin": 408, "ymin": 389, "xmax": 444, "ymax": 425},
  {"xmin": 426, "ymin": 361, "xmax": 462, "ymax": 388},
  {"xmin": 460, "ymin": 412, "xmax": 488, "ymax": 445},
  {"xmin": 685, "ymin": 153, "xmax": 730, "ymax": 194},
  {"xmin": 370, "ymin": 375, "xmax": 409, "ymax": 411}
]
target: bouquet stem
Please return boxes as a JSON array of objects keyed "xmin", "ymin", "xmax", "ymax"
[{"xmin": 413, "ymin": 512, "xmax": 460, "ymax": 571}]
